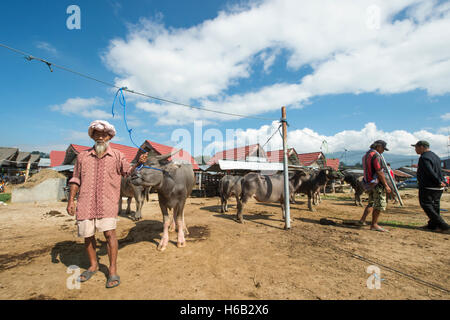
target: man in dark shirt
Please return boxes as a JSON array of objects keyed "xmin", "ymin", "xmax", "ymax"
[
  {"xmin": 359, "ymin": 140, "xmax": 392, "ymax": 232},
  {"xmin": 412, "ymin": 140, "xmax": 449, "ymax": 233}
]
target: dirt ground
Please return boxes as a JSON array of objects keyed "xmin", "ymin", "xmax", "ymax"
[{"xmin": 0, "ymin": 189, "xmax": 449, "ymax": 300}]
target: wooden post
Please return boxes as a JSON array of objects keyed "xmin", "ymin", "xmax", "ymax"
[
  {"xmin": 25, "ymin": 159, "xmax": 31, "ymax": 182},
  {"xmin": 281, "ymin": 106, "xmax": 291, "ymax": 230}
]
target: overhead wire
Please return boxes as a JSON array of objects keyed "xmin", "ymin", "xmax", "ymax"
[{"xmin": 0, "ymin": 43, "xmax": 277, "ymax": 122}]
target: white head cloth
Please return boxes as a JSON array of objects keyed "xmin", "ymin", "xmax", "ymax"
[{"xmin": 88, "ymin": 120, "xmax": 116, "ymax": 139}]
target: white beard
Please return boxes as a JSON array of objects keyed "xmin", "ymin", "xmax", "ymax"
[{"xmin": 94, "ymin": 141, "xmax": 109, "ymax": 156}]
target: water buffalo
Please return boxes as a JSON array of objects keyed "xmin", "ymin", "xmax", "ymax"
[
  {"xmin": 119, "ymin": 176, "xmax": 149, "ymax": 221},
  {"xmin": 314, "ymin": 170, "xmax": 344, "ymax": 204},
  {"xmin": 343, "ymin": 172, "xmax": 365, "ymax": 206},
  {"xmin": 236, "ymin": 170, "xmax": 307, "ymax": 225},
  {"xmin": 296, "ymin": 168, "xmax": 341, "ymax": 211},
  {"xmin": 218, "ymin": 175, "xmax": 244, "ymax": 213},
  {"xmin": 131, "ymin": 150, "xmax": 195, "ymax": 251},
  {"xmin": 343, "ymin": 171, "xmax": 398, "ymax": 207}
]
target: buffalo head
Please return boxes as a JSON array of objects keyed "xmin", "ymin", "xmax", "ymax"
[{"xmin": 131, "ymin": 149, "xmax": 181, "ymax": 188}]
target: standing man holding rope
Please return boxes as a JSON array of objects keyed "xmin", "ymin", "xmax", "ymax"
[
  {"xmin": 66, "ymin": 120, "xmax": 147, "ymax": 288},
  {"xmin": 359, "ymin": 140, "xmax": 392, "ymax": 232},
  {"xmin": 413, "ymin": 140, "xmax": 450, "ymax": 233}
]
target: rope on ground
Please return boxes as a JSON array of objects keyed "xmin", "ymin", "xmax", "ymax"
[{"xmin": 299, "ymin": 232, "xmax": 450, "ymax": 294}]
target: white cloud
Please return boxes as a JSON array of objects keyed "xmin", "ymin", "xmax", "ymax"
[
  {"xmin": 202, "ymin": 122, "xmax": 450, "ymax": 157},
  {"xmin": 441, "ymin": 113, "xmax": 450, "ymax": 121},
  {"xmin": 35, "ymin": 41, "xmax": 59, "ymax": 56},
  {"xmin": 101, "ymin": 0, "xmax": 450, "ymax": 125},
  {"xmin": 50, "ymin": 97, "xmax": 112, "ymax": 119}
]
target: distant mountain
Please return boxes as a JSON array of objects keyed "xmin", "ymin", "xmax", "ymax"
[{"xmin": 325, "ymin": 150, "xmax": 419, "ymax": 169}]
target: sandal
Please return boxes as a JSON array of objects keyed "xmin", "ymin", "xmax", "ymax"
[
  {"xmin": 370, "ymin": 226, "xmax": 389, "ymax": 232},
  {"xmin": 106, "ymin": 275, "xmax": 121, "ymax": 289},
  {"xmin": 77, "ymin": 270, "xmax": 97, "ymax": 283}
]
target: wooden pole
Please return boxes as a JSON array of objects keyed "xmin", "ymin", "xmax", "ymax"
[
  {"xmin": 281, "ymin": 106, "xmax": 291, "ymax": 230},
  {"xmin": 25, "ymin": 159, "xmax": 31, "ymax": 182}
]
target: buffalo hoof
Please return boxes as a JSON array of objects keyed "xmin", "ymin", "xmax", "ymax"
[
  {"xmin": 177, "ymin": 241, "xmax": 186, "ymax": 248},
  {"xmin": 157, "ymin": 236, "xmax": 169, "ymax": 251},
  {"xmin": 157, "ymin": 243, "xmax": 167, "ymax": 251},
  {"xmin": 234, "ymin": 218, "xmax": 244, "ymax": 224}
]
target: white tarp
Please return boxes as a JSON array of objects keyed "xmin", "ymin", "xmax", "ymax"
[{"xmin": 218, "ymin": 160, "xmax": 283, "ymax": 171}]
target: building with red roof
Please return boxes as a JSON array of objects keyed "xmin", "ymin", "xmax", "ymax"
[
  {"xmin": 134, "ymin": 140, "xmax": 199, "ymax": 170},
  {"xmin": 297, "ymin": 151, "xmax": 326, "ymax": 168},
  {"xmin": 49, "ymin": 151, "xmax": 66, "ymax": 167},
  {"xmin": 326, "ymin": 158, "xmax": 340, "ymax": 171},
  {"xmin": 266, "ymin": 148, "xmax": 300, "ymax": 165},
  {"xmin": 207, "ymin": 144, "xmax": 266, "ymax": 165},
  {"xmin": 57, "ymin": 140, "xmax": 198, "ymax": 170},
  {"xmin": 62, "ymin": 143, "xmax": 139, "ymax": 165}
]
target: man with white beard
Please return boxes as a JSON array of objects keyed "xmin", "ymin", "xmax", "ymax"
[{"xmin": 67, "ymin": 120, "xmax": 147, "ymax": 288}]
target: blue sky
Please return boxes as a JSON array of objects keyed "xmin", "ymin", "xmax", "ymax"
[{"xmin": 1, "ymin": 0, "xmax": 450, "ymax": 158}]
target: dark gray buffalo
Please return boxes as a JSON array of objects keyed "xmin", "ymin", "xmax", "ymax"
[
  {"xmin": 296, "ymin": 168, "xmax": 341, "ymax": 211},
  {"xmin": 237, "ymin": 170, "xmax": 306, "ymax": 225},
  {"xmin": 119, "ymin": 176, "xmax": 149, "ymax": 221},
  {"xmin": 343, "ymin": 172, "xmax": 365, "ymax": 206},
  {"xmin": 131, "ymin": 150, "xmax": 195, "ymax": 251},
  {"xmin": 218, "ymin": 175, "xmax": 243, "ymax": 213}
]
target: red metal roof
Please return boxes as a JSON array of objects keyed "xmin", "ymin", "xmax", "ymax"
[
  {"xmin": 393, "ymin": 170, "xmax": 412, "ymax": 178},
  {"xmin": 266, "ymin": 148, "xmax": 297, "ymax": 163},
  {"xmin": 68, "ymin": 141, "xmax": 198, "ymax": 169},
  {"xmin": 326, "ymin": 158, "xmax": 340, "ymax": 170},
  {"xmin": 298, "ymin": 152, "xmax": 324, "ymax": 166},
  {"xmin": 145, "ymin": 140, "xmax": 199, "ymax": 170},
  {"xmin": 110, "ymin": 143, "xmax": 139, "ymax": 163},
  {"xmin": 70, "ymin": 143, "xmax": 138, "ymax": 163},
  {"xmin": 266, "ymin": 150, "xmax": 284, "ymax": 162},
  {"xmin": 207, "ymin": 144, "xmax": 261, "ymax": 165},
  {"xmin": 50, "ymin": 151, "xmax": 66, "ymax": 167}
]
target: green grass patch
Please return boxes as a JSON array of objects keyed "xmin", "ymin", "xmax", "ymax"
[
  {"xmin": 322, "ymin": 195, "xmax": 353, "ymax": 201},
  {"xmin": 379, "ymin": 220, "xmax": 421, "ymax": 228},
  {"xmin": 0, "ymin": 193, "xmax": 11, "ymax": 203}
]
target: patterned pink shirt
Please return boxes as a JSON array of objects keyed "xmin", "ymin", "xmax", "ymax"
[{"xmin": 69, "ymin": 146, "xmax": 134, "ymax": 221}]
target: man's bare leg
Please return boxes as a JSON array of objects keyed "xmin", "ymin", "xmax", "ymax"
[
  {"xmin": 371, "ymin": 209, "xmax": 387, "ymax": 231},
  {"xmin": 104, "ymin": 230, "xmax": 119, "ymax": 285},
  {"xmin": 79, "ymin": 236, "xmax": 98, "ymax": 281},
  {"xmin": 359, "ymin": 206, "xmax": 372, "ymax": 225}
]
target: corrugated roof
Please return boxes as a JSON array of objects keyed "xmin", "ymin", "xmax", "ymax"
[
  {"xmin": 50, "ymin": 151, "xmax": 66, "ymax": 167},
  {"xmin": 70, "ymin": 143, "xmax": 139, "ymax": 163},
  {"xmin": 66, "ymin": 141, "xmax": 199, "ymax": 170},
  {"xmin": 266, "ymin": 148, "xmax": 300, "ymax": 164},
  {"xmin": 110, "ymin": 143, "xmax": 138, "ymax": 163},
  {"xmin": 218, "ymin": 160, "xmax": 283, "ymax": 171},
  {"xmin": 16, "ymin": 152, "xmax": 31, "ymax": 163},
  {"xmin": 0, "ymin": 147, "xmax": 19, "ymax": 166},
  {"xmin": 298, "ymin": 152, "xmax": 324, "ymax": 166},
  {"xmin": 39, "ymin": 158, "xmax": 51, "ymax": 167},
  {"xmin": 29, "ymin": 154, "xmax": 40, "ymax": 163},
  {"xmin": 207, "ymin": 144, "xmax": 263, "ymax": 165},
  {"xmin": 144, "ymin": 140, "xmax": 199, "ymax": 170},
  {"xmin": 393, "ymin": 170, "xmax": 412, "ymax": 178},
  {"xmin": 326, "ymin": 158, "xmax": 340, "ymax": 170},
  {"xmin": 49, "ymin": 165, "xmax": 74, "ymax": 172}
]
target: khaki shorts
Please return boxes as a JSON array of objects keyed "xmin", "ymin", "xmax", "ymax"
[
  {"xmin": 367, "ymin": 184, "xmax": 387, "ymax": 211},
  {"xmin": 76, "ymin": 218, "xmax": 117, "ymax": 238}
]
